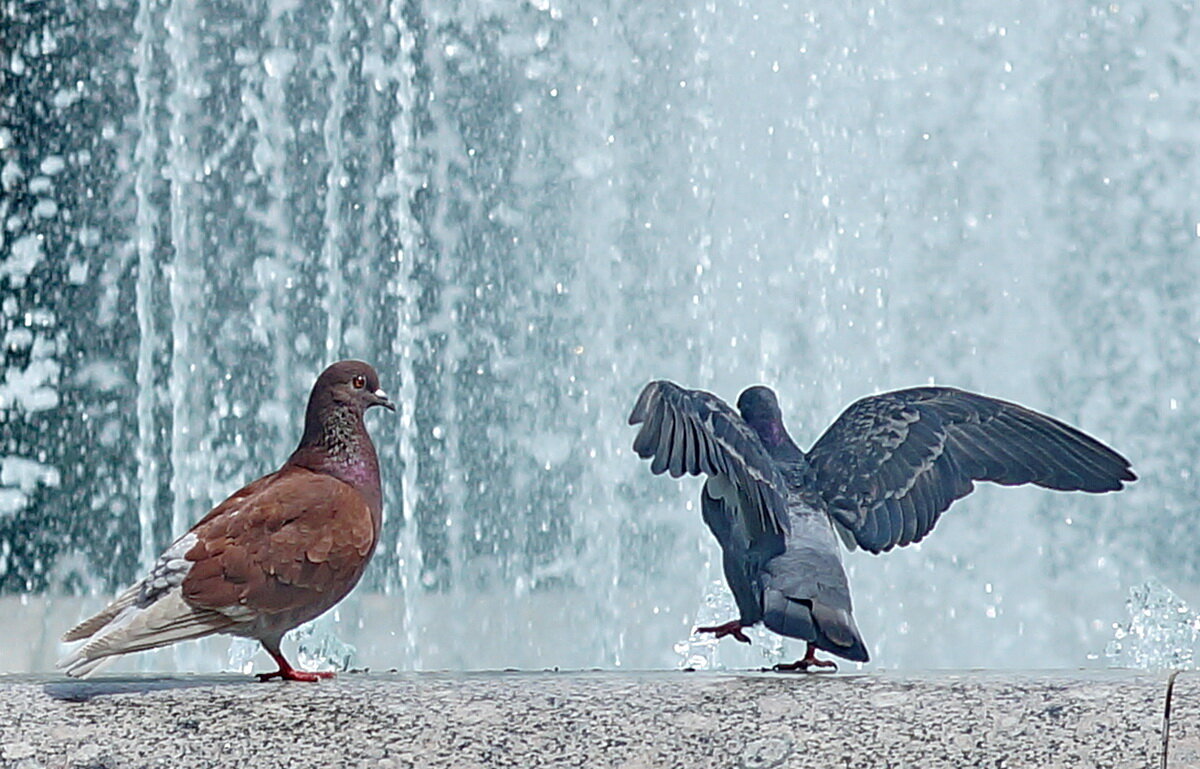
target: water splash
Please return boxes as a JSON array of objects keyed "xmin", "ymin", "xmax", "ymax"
[
  {"xmin": 225, "ymin": 615, "xmax": 358, "ymax": 675},
  {"xmin": 227, "ymin": 638, "xmax": 259, "ymax": 676},
  {"xmin": 1105, "ymin": 579, "xmax": 1200, "ymax": 670},
  {"xmin": 674, "ymin": 579, "xmax": 785, "ymax": 670},
  {"xmin": 295, "ymin": 613, "xmax": 358, "ymax": 673},
  {"xmin": 673, "ymin": 579, "xmax": 732, "ymax": 670}
]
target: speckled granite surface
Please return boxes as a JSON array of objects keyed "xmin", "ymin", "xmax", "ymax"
[{"xmin": 0, "ymin": 671, "xmax": 1180, "ymax": 768}]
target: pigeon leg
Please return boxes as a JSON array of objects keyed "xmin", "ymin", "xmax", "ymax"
[
  {"xmin": 695, "ymin": 620, "xmax": 752, "ymax": 644},
  {"xmin": 256, "ymin": 641, "xmax": 336, "ymax": 682},
  {"xmin": 773, "ymin": 642, "xmax": 838, "ymax": 673}
]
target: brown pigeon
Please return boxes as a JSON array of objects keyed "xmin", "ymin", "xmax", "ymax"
[{"xmin": 59, "ymin": 360, "xmax": 394, "ymax": 681}]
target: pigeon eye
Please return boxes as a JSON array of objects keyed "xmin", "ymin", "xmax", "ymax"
[{"xmin": 352, "ymin": 375, "xmax": 366, "ymax": 389}]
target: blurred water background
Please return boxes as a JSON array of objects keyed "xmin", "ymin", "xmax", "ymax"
[{"xmin": 2, "ymin": 0, "xmax": 1199, "ymax": 674}]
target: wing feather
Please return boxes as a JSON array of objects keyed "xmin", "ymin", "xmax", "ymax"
[
  {"xmin": 898, "ymin": 488, "xmax": 920, "ymax": 546},
  {"xmin": 883, "ymin": 497, "xmax": 903, "ymax": 550},
  {"xmin": 682, "ymin": 414, "xmax": 699, "ymax": 477},
  {"xmin": 808, "ymin": 386, "xmax": 1135, "ymax": 554},
  {"xmin": 629, "ymin": 381, "xmax": 788, "ymax": 541}
]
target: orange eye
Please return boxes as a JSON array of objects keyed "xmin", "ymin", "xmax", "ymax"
[{"xmin": 352, "ymin": 375, "xmax": 366, "ymax": 389}]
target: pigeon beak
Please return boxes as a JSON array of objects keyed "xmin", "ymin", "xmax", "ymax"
[{"xmin": 372, "ymin": 388, "xmax": 397, "ymax": 412}]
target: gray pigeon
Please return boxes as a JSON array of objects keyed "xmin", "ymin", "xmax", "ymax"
[{"xmin": 628, "ymin": 382, "xmax": 1135, "ymax": 670}]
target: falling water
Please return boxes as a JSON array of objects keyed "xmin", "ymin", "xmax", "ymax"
[{"xmin": 2, "ymin": 0, "xmax": 1200, "ymax": 674}]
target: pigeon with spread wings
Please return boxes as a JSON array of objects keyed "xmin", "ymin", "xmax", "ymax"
[{"xmin": 628, "ymin": 382, "xmax": 1135, "ymax": 670}]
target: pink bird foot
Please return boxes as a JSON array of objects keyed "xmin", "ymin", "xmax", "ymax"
[
  {"xmin": 257, "ymin": 649, "xmax": 337, "ymax": 682},
  {"xmin": 257, "ymin": 668, "xmax": 337, "ymax": 683},
  {"xmin": 772, "ymin": 642, "xmax": 838, "ymax": 673},
  {"xmin": 695, "ymin": 620, "xmax": 752, "ymax": 644}
]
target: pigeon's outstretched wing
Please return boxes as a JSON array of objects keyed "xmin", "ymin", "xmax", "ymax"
[
  {"xmin": 629, "ymin": 380, "xmax": 788, "ymax": 541},
  {"xmin": 807, "ymin": 386, "xmax": 1136, "ymax": 554}
]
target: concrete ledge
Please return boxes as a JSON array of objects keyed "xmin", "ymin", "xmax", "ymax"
[{"xmin": 0, "ymin": 671, "xmax": 1180, "ymax": 768}]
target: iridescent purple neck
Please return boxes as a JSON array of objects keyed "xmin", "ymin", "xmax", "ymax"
[
  {"xmin": 748, "ymin": 415, "xmax": 807, "ymax": 465},
  {"xmin": 287, "ymin": 405, "xmax": 383, "ymax": 515},
  {"xmin": 748, "ymin": 416, "xmax": 787, "ymax": 447}
]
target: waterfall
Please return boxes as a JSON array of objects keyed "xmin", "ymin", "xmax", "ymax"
[{"xmin": 2, "ymin": 0, "xmax": 1199, "ymax": 673}]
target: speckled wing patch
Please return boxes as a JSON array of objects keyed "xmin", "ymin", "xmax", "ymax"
[
  {"xmin": 629, "ymin": 380, "xmax": 789, "ymax": 540},
  {"xmin": 806, "ymin": 386, "xmax": 1136, "ymax": 554}
]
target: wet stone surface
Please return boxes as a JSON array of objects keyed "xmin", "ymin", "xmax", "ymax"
[{"xmin": 0, "ymin": 670, "xmax": 1180, "ymax": 768}]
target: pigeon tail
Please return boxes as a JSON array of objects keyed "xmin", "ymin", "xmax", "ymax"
[
  {"xmin": 57, "ymin": 589, "xmax": 237, "ymax": 678},
  {"xmin": 57, "ymin": 654, "xmax": 115, "ymax": 679},
  {"xmin": 762, "ymin": 588, "xmax": 870, "ymax": 663},
  {"xmin": 62, "ymin": 582, "xmax": 143, "ymax": 642}
]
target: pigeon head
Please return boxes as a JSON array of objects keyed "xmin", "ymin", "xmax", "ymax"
[
  {"xmin": 314, "ymin": 360, "xmax": 396, "ymax": 415},
  {"xmin": 737, "ymin": 385, "xmax": 787, "ymax": 447},
  {"xmin": 294, "ymin": 360, "xmax": 394, "ymax": 475}
]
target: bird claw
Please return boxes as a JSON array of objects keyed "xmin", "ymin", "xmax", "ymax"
[
  {"xmin": 256, "ymin": 668, "xmax": 337, "ymax": 682},
  {"xmin": 772, "ymin": 643, "xmax": 838, "ymax": 673},
  {"xmin": 771, "ymin": 659, "xmax": 837, "ymax": 674},
  {"xmin": 258, "ymin": 645, "xmax": 338, "ymax": 682},
  {"xmin": 695, "ymin": 620, "xmax": 752, "ymax": 644}
]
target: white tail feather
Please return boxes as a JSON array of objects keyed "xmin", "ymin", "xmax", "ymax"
[
  {"xmin": 57, "ymin": 654, "xmax": 114, "ymax": 679},
  {"xmin": 62, "ymin": 583, "xmax": 143, "ymax": 642},
  {"xmin": 58, "ymin": 588, "xmax": 236, "ymax": 678}
]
